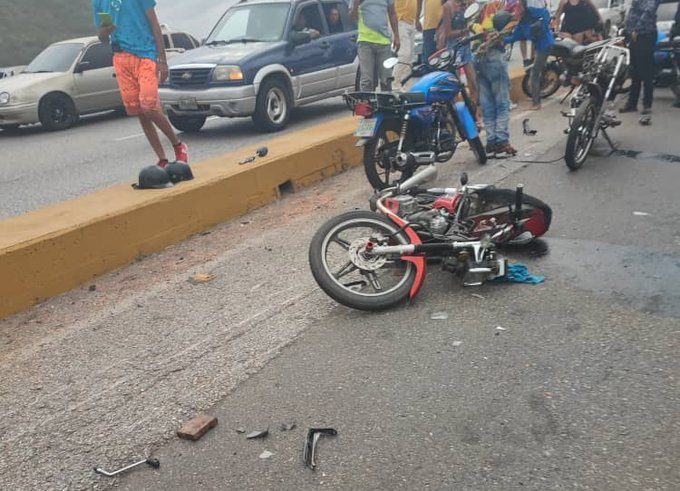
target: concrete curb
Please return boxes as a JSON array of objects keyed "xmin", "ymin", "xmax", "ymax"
[{"xmin": 0, "ymin": 71, "xmax": 526, "ymax": 319}]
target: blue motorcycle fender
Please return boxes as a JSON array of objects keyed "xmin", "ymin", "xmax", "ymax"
[
  {"xmin": 354, "ymin": 113, "xmax": 386, "ymax": 146},
  {"xmin": 454, "ymin": 101, "xmax": 479, "ymax": 140}
]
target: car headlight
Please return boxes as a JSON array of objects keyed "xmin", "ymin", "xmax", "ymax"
[
  {"xmin": 212, "ymin": 65, "xmax": 244, "ymax": 82},
  {"xmin": 0, "ymin": 92, "xmax": 10, "ymax": 105}
]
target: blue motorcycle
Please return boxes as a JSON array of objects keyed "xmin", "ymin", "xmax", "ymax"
[
  {"xmin": 654, "ymin": 30, "xmax": 680, "ymax": 99},
  {"xmin": 344, "ymin": 35, "xmax": 487, "ymax": 190}
]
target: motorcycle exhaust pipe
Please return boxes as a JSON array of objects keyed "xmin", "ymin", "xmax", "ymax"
[{"xmin": 398, "ymin": 165, "xmax": 438, "ymax": 193}]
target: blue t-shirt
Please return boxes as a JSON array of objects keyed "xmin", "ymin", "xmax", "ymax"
[{"xmin": 92, "ymin": 0, "xmax": 158, "ymax": 60}]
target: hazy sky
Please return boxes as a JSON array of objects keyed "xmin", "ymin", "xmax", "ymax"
[{"xmin": 155, "ymin": 0, "xmax": 238, "ymax": 39}]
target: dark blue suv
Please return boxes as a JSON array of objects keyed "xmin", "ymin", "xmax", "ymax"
[{"xmin": 160, "ymin": 0, "xmax": 359, "ymax": 133}]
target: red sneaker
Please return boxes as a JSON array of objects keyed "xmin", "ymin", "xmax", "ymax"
[
  {"xmin": 157, "ymin": 159, "xmax": 169, "ymax": 169},
  {"xmin": 174, "ymin": 142, "xmax": 189, "ymax": 163}
]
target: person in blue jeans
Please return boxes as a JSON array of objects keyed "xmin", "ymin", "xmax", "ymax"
[{"xmin": 472, "ymin": 1, "xmax": 521, "ymax": 157}]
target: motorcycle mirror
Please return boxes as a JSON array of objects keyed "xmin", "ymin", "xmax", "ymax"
[
  {"xmin": 460, "ymin": 172, "xmax": 469, "ymax": 186},
  {"xmin": 383, "ymin": 57, "xmax": 399, "ymax": 70},
  {"xmin": 256, "ymin": 146, "xmax": 268, "ymax": 158},
  {"xmin": 464, "ymin": 3, "xmax": 480, "ymax": 21}
]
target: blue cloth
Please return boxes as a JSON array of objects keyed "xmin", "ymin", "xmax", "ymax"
[
  {"xmin": 505, "ymin": 7, "xmax": 554, "ymax": 53},
  {"xmin": 626, "ymin": 0, "xmax": 660, "ymax": 35},
  {"xmin": 92, "ymin": 0, "xmax": 158, "ymax": 61},
  {"xmin": 475, "ymin": 50, "xmax": 510, "ymax": 145},
  {"xmin": 496, "ymin": 263, "xmax": 545, "ymax": 284}
]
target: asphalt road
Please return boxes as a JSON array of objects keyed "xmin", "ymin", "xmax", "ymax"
[
  {"xmin": 0, "ymin": 90, "xmax": 678, "ymax": 490},
  {"xmin": 0, "ymin": 99, "xmax": 348, "ymax": 220}
]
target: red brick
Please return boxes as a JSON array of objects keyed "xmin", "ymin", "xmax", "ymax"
[{"xmin": 177, "ymin": 414, "xmax": 218, "ymax": 441}]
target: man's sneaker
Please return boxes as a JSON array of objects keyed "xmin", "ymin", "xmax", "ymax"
[
  {"xmin": 619, "ymin": 104, "xmax": 637, "ymax": 114},
  {"xmin": 485, "ymin": 142, "xmax": 498, "ymax": 158},
  {"xmin": 495, "ymin": 142, "xmax": 518, "ymax": 158},
  {"xmin": 639, "ymin": 108, "xmax": 652, "ymax": 126},
  {"xmin": 174, "ymin": 142, "xmax": 189, "ymax": 163},
  {"xmin": 157, "ymin": 159, "xmax": 169, "ymax": 169}
]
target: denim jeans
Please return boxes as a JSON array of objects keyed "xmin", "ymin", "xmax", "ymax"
[
  {"xmin": 475, "ymin": 50, "xmax": 510, "ymax": 145},
  {"xmin": 358, "ymin": 42, "xmax": 393, "ymax": 92},
  {"xmin": 422, "ymin": 29, "xmax": 437, "ymax": 62}
]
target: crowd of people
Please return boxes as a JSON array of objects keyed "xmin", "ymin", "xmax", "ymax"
[{"xmin": 350, "ymin": 0, "xmax": 679, "ymax": 154}]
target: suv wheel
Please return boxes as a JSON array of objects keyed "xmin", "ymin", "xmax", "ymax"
[
  {"xmin": 39, "ymin": 93, "xmax": 77, "ymax": 131},
  {"xmin": 168, "ymin": 114, "xmax": 207, "ymax": 133},
  {"xmin": 252, "ymin": 78, "xmax": 291, "ymax": 132}
]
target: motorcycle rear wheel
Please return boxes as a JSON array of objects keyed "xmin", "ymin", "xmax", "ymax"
[
  {"xmin": 565, "ymin": 99, "xmax": 598, "ymax": 170},
  {"xmin": 363, "ymin": 121, "xmax": 414, "ymax": 191},
  {"xmin": 521, "ymin": 67, "xmax": 561, "ymax": 100},
  {"xmin": 309, "ymin": 211, "xmax": 417, "ymax": 311}
]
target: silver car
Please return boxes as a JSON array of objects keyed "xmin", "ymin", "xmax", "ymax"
[{"xmin": 0, "ymin": 37, "xmax": 122, "ymax": 131}]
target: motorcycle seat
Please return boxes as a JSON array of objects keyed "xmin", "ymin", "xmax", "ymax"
[
  {"xmin": 400, "ymin": 92, "xmax": 428, "ymax": 105},
  {"xmin": 551, "ymin": 38, "xmax": 586, "ymax": 59}
]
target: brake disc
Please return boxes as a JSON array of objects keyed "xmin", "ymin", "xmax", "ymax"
[{"xmin": 348, "ymin": 237, "xmax": 387, "ymax": 271}]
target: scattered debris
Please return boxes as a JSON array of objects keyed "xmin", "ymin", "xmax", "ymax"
[
  {"xmin": 471, "ymin": 293, "xmax": 485, "ymax": 300},
  {"xmin": 633, "ymin": 211, "xmax": 650, "ymax": 216},
  {"xmin": 496, "ymin": 326, "xmax": 507, "ymax": 331},
  {"xmin": 304, "ymin": 428, "xmax": 338, "ymax": 471},
  {"xmin": 88, "ymin": 285, "xmax": 97, "ymax": 292},
  {"xmin": 177, "ymin": 415, "xmax": 218, "ymax": 441},
  {"xmin": 259, "ymin": 450, "xmax": 274, "ymax": 459},
  {"xmin": 239, "ymin": 146, "xmax": 269, "ymax": 165},
  {"xmin": 430, "ymin": 312, "xmax": 449, "ymax": 321},
  {"xmin": 246, "ymin": 428, "xmax": 269, "ymax": 440},
  {"xmin": 235, "ymin": 428, "xmax": 246, "ymax": 434},
  {"xmin": 522, "ymin": 118, "xmax": 538, "ymax": 135},
  {"xmin": 188, "ymin": 273, "xmax": 215, "ymax": 285},
  {"xmin": 452, "ymin": 341, "xmax": 463, "ymax": 348},
  {"xmin": 199, "ymin": 231, "xmax": 212, "ymax": 236},
  {"xmin": 280, "ymin": 421, "xmax": 296, "ymax": 432},
  {"xmin": 94, "ymin": 458, "xmax": 160, "ymax": 477}
]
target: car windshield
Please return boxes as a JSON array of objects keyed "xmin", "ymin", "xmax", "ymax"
[
  {"xmin": 24, "ymin": 43, "xmax": 84, "ymax": 73},
  {"xmin": 206, "ymin": 4, "xmax": 290, "ymax": 44}
]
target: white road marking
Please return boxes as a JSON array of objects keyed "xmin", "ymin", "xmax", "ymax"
[{"xmin": 114, "ymin": 132, "xmax": 145, "ymax": 142}]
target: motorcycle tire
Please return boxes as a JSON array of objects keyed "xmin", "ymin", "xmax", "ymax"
[
  {"xmin": 468, "ymin": 188, "xmax": 553, "ymax": 243},
  {"xmin": 521, "ymin": 67, "xmax": 561, "ymax": 100},
  {"xmin": 469, "ymin": 136, "xmax": 488, "ymax": 165},
  {"xmin": 363, "ymin": 121, "xmax": 414, "ymax": 191},
  {"xmin": 565, "ymin": 98, "xmax": 598, "ymax": 171},
  {"xmin": 309, "ymin": 210, "xmax": 417, "ymax": 311}
]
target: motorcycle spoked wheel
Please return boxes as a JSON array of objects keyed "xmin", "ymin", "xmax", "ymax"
[
  {"xmin": 464, "ymin": 188, "xmax": 553, "ymax": 244},
  {"xmin": 308, "ymin": 211, "xmax": 417, "ymax": 311},
  {"xmin": 521, "ymin": 66, "xmax": 561, "ymax": 100},
  {"xmin": 565, "ymin": 98, "xmax": 599, "ymax": 170},
  {"xmin": 363, "ymin": 121, "xmax": 415, "ymax": 191}
]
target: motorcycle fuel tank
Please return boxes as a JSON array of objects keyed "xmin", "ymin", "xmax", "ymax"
[{"xmin": 409, "ymin": 71, "xmax": 461, "ymax": 104}]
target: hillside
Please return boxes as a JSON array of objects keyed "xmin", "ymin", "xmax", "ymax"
[{"xmin": 1, "ymin": 0, "xmax": 94, "ymax": 66}]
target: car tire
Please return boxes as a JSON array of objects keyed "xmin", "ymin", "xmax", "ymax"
[
  {"xmin": 168, "ymin": 114, "xmax": 207, "ymax": 133},
  {"xmin": 0, "ymin": 124, "xmax": 20, "ymax": 132},
  {"xmin": 252, "ymin": 78, "xmax": 291, "ymax": 132},
  {"xmin": 38, "ymin": 93, "xmax": 77, "ymax": 131}
]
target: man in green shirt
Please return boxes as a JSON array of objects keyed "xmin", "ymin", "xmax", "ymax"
[{"xmin": 350, "ymin": 0, "xmax": 401, "ymax": 91}]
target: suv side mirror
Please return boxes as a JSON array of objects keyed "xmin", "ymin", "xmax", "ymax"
[
  {"xmin": 74, "ymin": 61, "xmax": 92, "ymax": 73},
  {"xmin": 290, "ymin": 31, "xmax": 312, "ymax": 47}
]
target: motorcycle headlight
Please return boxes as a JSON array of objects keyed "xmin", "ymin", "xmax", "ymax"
[
  {"xmin": 212, "ymin": 65, "xmax": 244, "ymax": 82},
  {"xmin": 0, "ymin": 92, "xmax": 10, "ymax": 105}
]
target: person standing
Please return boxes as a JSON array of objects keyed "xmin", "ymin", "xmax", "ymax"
[
  {"xmin": 93, "ymin": 0, "xmax": 188, "ymax": 167},
  {"xmin": 619, "ymin": 0, "xmax": 660, "ymax": 123},
  {"xmin": 393, "ymin": 0, "xmax": 423, "ymax": 91},
  {"xmin": 423, "ymin": 0, "xmax": 444, "ymax": 61},
  {"xmin": 472, "ymin": 0, "xmax": 521, "ymax": 157},
  {"xmin": 554, "ymin": 0, "xmax": 603, "ymax": 44},
  {"xmin": 350, "ymin": 0, "xmax": 401, "ymax": 91}
]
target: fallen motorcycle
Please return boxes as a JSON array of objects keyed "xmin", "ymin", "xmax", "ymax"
[{"xmin": 308, "ymin": 166, "xmax": 552, "ymax": 311}]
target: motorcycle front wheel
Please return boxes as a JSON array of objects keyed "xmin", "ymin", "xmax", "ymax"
[
  {"xmin": 565, "ymin": 99, "xmax": 599, "ymax": 170},
  {"xmin": 363, "ymin": 121, "xmax": 414, "ymax": 190},
  {"xmin": 521, "ymin": 66, "xmax": 561, "ymax": 100},
  {"xmin": 309, "ymin": 211, "xmax": 417, "ymax": 311}
]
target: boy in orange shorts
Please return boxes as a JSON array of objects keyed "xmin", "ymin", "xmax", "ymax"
[{"xmin": 93, "ymin": 0, "xmax": 188, "ymax": 167}]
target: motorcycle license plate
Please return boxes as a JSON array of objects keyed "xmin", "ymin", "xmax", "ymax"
[
  {"xmin": 178, "ymin": 97, "xmax": 199, "ymax": 111},
  {"xmin": 354, "ymin": 118, "xmax": 378, "ymax": 137}
]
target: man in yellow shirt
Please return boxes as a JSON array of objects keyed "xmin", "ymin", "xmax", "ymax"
[
  {"xmin": 393, "ymin": 0, "xmax": 423, "ymax": 91},
  {"xmin": 422, "ymin": 0, "xmax": 443, "ymax": 61},
  {"xmin": 350, "ymin": 0, "xmax": 401, "ymax": 91}
]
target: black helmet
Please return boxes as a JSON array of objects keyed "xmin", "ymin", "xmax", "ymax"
[
  {"xmin": 165, "ymin": 161, "xmax": 194, "ymax": 183},
  {"xmin": 493, "ymin": 11, "xmax": 513, "ymax": 33},
  {"xmin": 134, "ymin": 165, "xmax": 173, "ymax": 189}
]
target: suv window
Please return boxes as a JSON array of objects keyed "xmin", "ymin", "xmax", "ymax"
[
  {"xmin": 292, "ymin": 3, "xmax": 327, "ymax": 36},
  {"xmin": 81, "ymin": 43, "xmax": 113, "ymax": 70},
  {"xmin": 322, "ymin": 2, "xmax": 353, "ymax": 33},
  {"xmin": 207, "ymin": 4, "xmax": 291, "ymax": 43},
  {"xmin": 171, "ymin": 33, "xmax": 195, "ymax": 50},
  {"xmin": 163, "ymin": 34, "xmax": 172, "ymax": 49}
]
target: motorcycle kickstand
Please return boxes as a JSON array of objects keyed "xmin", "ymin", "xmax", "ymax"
[{"xmin": 601, "ymin": 127, "xmax": 617, "ymax": 155}]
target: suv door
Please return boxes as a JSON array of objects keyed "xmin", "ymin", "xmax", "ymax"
[
  {"xmin": 73, "ymin": 42, "xmax": 121, "ymax": 112},
  {"xmin": 321, "ymin": 1, "xmax": 358, "ymax": 90},
  {"xmin": 285, "ymin": 1, "xmax": 335, "ymax": 99}
]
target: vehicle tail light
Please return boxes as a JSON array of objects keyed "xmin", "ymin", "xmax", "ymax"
[{"xmin": 354, "ymin": 102, "xmax": 373, "ymax": 117}]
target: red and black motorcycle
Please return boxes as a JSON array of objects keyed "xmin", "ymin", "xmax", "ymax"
[{"xmin": 309, "ymin": 166, "xmax": 552, "ymax": 311}]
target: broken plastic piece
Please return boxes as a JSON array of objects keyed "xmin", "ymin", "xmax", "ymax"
[
  {"xmin": 246, "ymin": 429, "xmax": 269, "ymax": 439},
  {"xmin": 304, "ymin": 428, "xmax": 337, "ymax": 470},
  {"xmin": 280, "ymin": 421, "xmax": 296, "ymax": 431},
  {"xmin": 430, "ymin": 312, "xmax": 449, "ymax": 320},
  {"xmin": 259, "ymin": 450, "xmax": 274, "ymax": 459}
]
